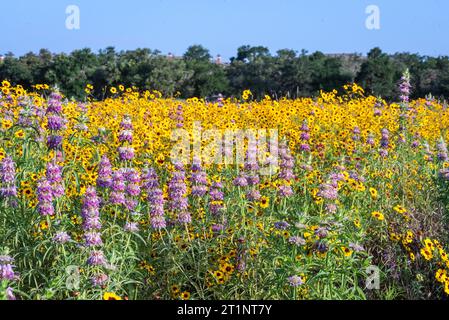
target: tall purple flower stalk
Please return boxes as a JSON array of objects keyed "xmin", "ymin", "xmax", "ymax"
[
  {"xmin": 299, "ymin": 120, "xmax": 311, "ymax": 153},
  {"xmin": 47, "ymin": 92, "xmax": 63, "ymax": 114},
  {"xmin": 190, "ymin": 159, "xmax": 208, "ymax": 197},
  {"xmin": 143, "ymin": 167, "xmax": 166, "ymax": 229},
  {"xmin": 379, "ymin": 128, "xmax": 390, "ymax": 158},
  {"xmin": 168, "ymin": 163, "xmax": 191, "ymax": 224},
  {"xmin": 319, "ymin": 171, "xmax": 345, "ymax": 214},
  {"xmin": 118, "ymin": 115, "xmax": 135, "ymax": 162},
  {"xmin": 278, "ymin": 142, "xmax": 295, "ymax": 197},
  {"xmin": 81, "ymin": 187, "xmax": 103, "ymax": 247},
  {"xmin": 0, "ymin": 156, "xmax": 17, "ymax": 198},
  {"xmin": 46, "ymin": 92, "xmax": 66, "ymax": 151},
  {"xmin": 171, "ymin": 105, "xmax": 184, "ymax": 128},
  {"xmin": 245, "ymin": 142, "xmax": 260, "ymax": 186},
  {"xmin": 97, "ymin": 155, "xmax": 113, "ymax": 189},
  {"xmin": 436, "ymin": 138, "xmax": 448, "ymax": 162},
  {"xmin": 46, "ymin": 161, "xmax": 65, "ymax": 199},
  {"xmin": 209, "ymin": 181, "xmax": 224, "ymax": 216},
  {"xmin": 243, "ymin": 141, "xmax": 262, "ymax": 201},
  {"xmin": 37, "ymin": 178, "xmax": 54, "ymax": 216},
  {"xmin": 110, "ymin": 170, "xmax": 126, "ymax": 206},
  {"xmin": 210, "ymin": 180, "xmax": 227, "ymax": 233}
]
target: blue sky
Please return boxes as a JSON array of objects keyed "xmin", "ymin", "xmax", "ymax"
[{"xmin": 1, "ymin": 0, "xmax": 448, "ymax": 60}]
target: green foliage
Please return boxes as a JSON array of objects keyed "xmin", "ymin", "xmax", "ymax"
[{"xmin": 1, "ymin": 46, "xmax": 449, "ymax": 100}]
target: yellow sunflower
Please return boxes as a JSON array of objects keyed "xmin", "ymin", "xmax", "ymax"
[
  {"xmin": 259, "ymin": 196, "xmax": 270, "ymax": 209},
  {"xmin": 103, "ymin": 292, "xmax": 122, "ymax": 300}
]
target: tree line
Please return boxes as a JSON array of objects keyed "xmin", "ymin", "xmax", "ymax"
[{"xmin": 1, "ymin": 45, "xmax": 449, "ymax": 101}]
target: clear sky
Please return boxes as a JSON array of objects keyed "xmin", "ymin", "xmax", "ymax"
[{"xmin": 1, "ymin": 0, "xmax": 448, "ymax": 60}]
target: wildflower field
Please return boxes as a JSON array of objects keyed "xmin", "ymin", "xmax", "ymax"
[{"xmin": 1, "ymin": 77, "xmax": 449, "ymax": 301}]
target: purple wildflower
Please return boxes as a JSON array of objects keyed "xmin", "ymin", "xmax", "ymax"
[
  {"xmin": 110, "ymin": 170, "xmax": 126, "ymax": 205},
  {"xmin": 81, "ymin": 187, "xmax": 102, "ymax": 248},
  {"xmin": 84, "ymin": 232, "xmax": 103, "ymax": 247},
  {"xmin": 87, "ymin": 250, "xmax": 107, "ymax": 266},
  {"xmin": 411, "ymin": 140, "xmax": 420, "ymax": 149},
  {"xmin": 91, "ymin": 273, "xmax": 109, "ymax": 287},
  {"xmin": 47, "ymin": 92, "xmax": 63, "ymax": 114},
  {"xmin": 437, "ymin": 138, "xmax": 448, "ymax": 162},
  {"xmin": 277, "ymin": 143, "xmax": 296, "ymax": 198},
  {"xmin": 374, "ymin": 108, "xmax": 382, "ymax": 116},
  {"xmin": 143, "ymin": 168, "xmax": 166, "ymax": 230},
  {"xmin": 118, "ymin": 147, "xmax": 135, "ymax": 161},
  {"xmin": 317, "ymin": 183, "xmax": 338, "ymax": 201},
  {"xmin": 379, "ymin": 149, "xmax": 388, "ymax": 158},
  {"xmin": 300, "ymin": 121, "xmax": 310, "ymax": 133},
  {"xmin": 53, "ymin": 231, "xmax": 71, "ymax": 244},
  {"xmin": 300, "ymin": 132, "xmax": 310, "ymax": 141},
  {"xmin": 314, "ymin": 227, "xmax": 329, "ymax": 238},
  {"xmin": 190, "ymin": 159, "xmax": 208, "ymax": 197},
  {"xmin": 246, "ymin": 189, "xmax": 261, "ymax": 201},
  {"xmin": 287, "ymin": 275, "xmax": 304, "ymax": 287},
  {"xmin": 45, "ymin": 93, "xmax": 66, "ymax": 151},
  {"xmin": 0, "ymin": 156, "xmax": 17, "ymax": 198},
  {"xmin": 46, "ymin": 162, "xmax": 65, "ymax": 198},
  {"xmin": 37, "ymin": 179, "xmax": 54, "ymax": 216},
  {"xmin": 124, "ymin": 168, "xmax": 141, "ymax": 210},
  {"xmin": 47, "ymin": 135, "xmax": 63, "ymax": 150},
  {"xmin": 349, "ymin": 243, "xmax": 365, "ymax": 252},
  {"xmin": 209, "ymin": 181, "xmax": 224, "ymax": 216},
  {"xmin": 168, "ymin": 163, "xmax": 191, "ymax": 224},
  {"xmin": 300, "ymin": 144, "xmax": 311, "ymax": 152},
  {"xmin": 47, "ymin": 115, "xmax": 65, "ymax": 131},
  {"xmin": 278, "ymin": 185, "xmax": 294, "ymax": 197},
  {"xmin": 0, "ymin": 255, "xmax": 15, "ymax": 281},
  {"xmin": 120, "ymin": 115, "xmax": 133, "ymax": 130},
  {"xmin": 118, "ymin": 130, "xmax": 133, "ymax": 143},
  {"xmin": 274, "ymin": 221, "xmax": 290, "ymax": 230},
  {"xmin": 97, "ymin": 155, "xmax": 113, "ymax": 188},
  {"xmin": 233, "ymin": 174, "xmax": 248, "ymax": 187},
  {"xmin": 6, "ymin": 287, "xmax": 16, "ymax": 300},
  {"xmin": 366, "ymin": 135, "xmax": 375, "ymax": 146},
  {"xmin": 212, "ymin": 224, "xmax": 226, "ymax": 234},
  {"xmin": 380, "ymin": 128, "xmax": 390, "ymax": 149},
  {"xmin": 289, "ymin": 236, "xmax": 306, "ymax": 246}
]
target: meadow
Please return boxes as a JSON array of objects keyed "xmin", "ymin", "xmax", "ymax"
[{"xmin": 1, "ymin": 76, "xmax": 449, "ymax": 300}]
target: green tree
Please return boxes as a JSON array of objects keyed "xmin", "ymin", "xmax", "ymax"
[
  {"xmin": 183, "ymin": 45, "xmax": 229, "ymax": 97},
  {"xmin": 228, "ymin": 45, "xmax": 275, "ymax": 98},
  {"xmin": 0, "ymin": 53, "xmax": 33, "ymax": 87},
  {"xmin": 356, "ymin": 47, "xmax": 400, "ymax": 100}
]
